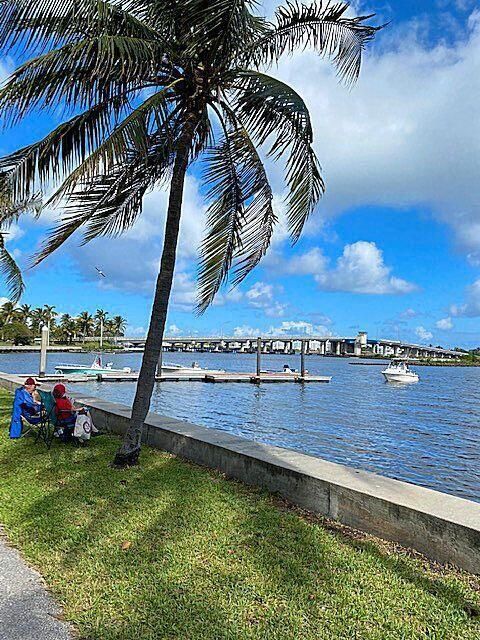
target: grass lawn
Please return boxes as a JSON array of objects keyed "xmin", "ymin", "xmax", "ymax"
[{"xmin": 0, "ymin": 388, "xmax": 478, "ymax": 639}]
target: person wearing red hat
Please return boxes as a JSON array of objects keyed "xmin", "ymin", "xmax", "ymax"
[
  {"xmin": 52, "ymin": 383, "xmax": 86, "ymax": 442},
  {"xmin": 9, "ymin": 377, "xmax": 43, "ymax": 439}
]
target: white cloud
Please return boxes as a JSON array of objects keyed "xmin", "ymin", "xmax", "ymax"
[
  {"xmin": 268, "ymin": 10, "xmax": 480, "ymax": 261},
  {"xmin": 314, "ymin": 242, "xmax": 416, "ymax": 294},
  {"xmin": 415, "ymin": 326, "xmax": 433, "ymax": 341},
  {"xmin": 266, "ymin": 321, "xmax": 333, "ymax": 337},
  {"xmin": 171, "ymin": 271, "xmax": 197, "ymax": 310},
  {"xmin": 401, "ymin": 308, "xmax": 418, "ymax": 318},
  {"xmin": 436, "ymin": 317, "xmax": 453, "ymax": 330},
  {"xmin": 450, "ymin": 278, "xmax": 480, "ymax": 317},
  {"xmin": 279, "ymin": 242, "xmax": 415, "ymax": 294},
  {"xmin": 233, "ymin": 324, "xmax": 260, "ymax": 337},
  {"xmin": 233, "ymin": 319, "xmax": 333, "ymax": 338},
  {"xmin": 167, "ymin": 324, "xmax": 183, "ymax": 336},
  {"xmin": 283, "ymin": 248, "xmax": 328, "ymax": 275},
  {"xmin": 245, "ymin": 281, "xmax": 287, "ymax": 317}
]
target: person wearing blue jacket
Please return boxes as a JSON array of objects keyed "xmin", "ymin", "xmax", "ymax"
[{"xmin": 9, "ymin": 377, "xmax": 42, "ymax": 439}]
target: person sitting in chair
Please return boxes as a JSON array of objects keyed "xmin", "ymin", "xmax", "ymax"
[
  {"xmin": 52, "ymin": 383, "xmax": 87, "ymax": 442},
  {"xmin": 9, "ymin": 377, "xmax": 43, "ymax": 439}
]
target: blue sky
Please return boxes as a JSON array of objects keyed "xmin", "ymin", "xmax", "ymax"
[{"xmin": 1, "ymin": 1, "xmax": 480, "ymax": 347}]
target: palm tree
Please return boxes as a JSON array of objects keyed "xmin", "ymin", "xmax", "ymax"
[
  {"xmin": 0, "ymin": 1, "xmax": 379, "ymax": 465},
  {"xmin": 77, "ymin": 311, "xmax": 94, "ymax": 342},
  {"xmin": 18, "ymin": 303, "xmax": 31, "ymax": 325},
  {"xmin": 0, "ymin": 300, "xmax": 19, "ymax": 339},
  {"xmin": 111, "ymin": 315, "xmax": 127, "ymax": 339},
  {"xmin": 42, "ymin": 303, "xmax": 57, "ymax": 345},
  {"xmin": 29, "ymin": 306, "xmax": 48, "ymax": 336},
  {"xmin": 0, "ymin": 300, "xmax": 17, "ymax": 325},
  {"xmin": 94, "ymin": 308, "xmax": 108, "ymax": 346},
  {"xmin": 57, "ymin": 313, "xmax": 77, "ymax": 344}
]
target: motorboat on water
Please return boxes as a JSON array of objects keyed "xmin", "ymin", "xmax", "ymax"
[
  {"xmin": 55, "ymin": 355, "xmax": 132, "ymax": 375},
  {"xmin": 160, "ymin": 361, "xmax": 226, "ymax": 374},
  {"xmin": 382, "ymin": 360, "xmax": 419, "ymax": 383},
  {"xmin": 260, "ymin": 364, "xmax": 308, "ymax": 375}
]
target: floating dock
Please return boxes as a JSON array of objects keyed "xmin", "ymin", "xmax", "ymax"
[{"xmin": 0, "ymin": 372, "xmax": 331, "ymax": 385}]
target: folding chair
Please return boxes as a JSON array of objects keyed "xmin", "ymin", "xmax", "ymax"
[{"xmin": 37, "ymin": 389, "xmax": 59, "ymax": 449}]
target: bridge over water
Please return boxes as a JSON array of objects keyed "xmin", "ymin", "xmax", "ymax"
[{"xmin": 118, "ymin": 331, "xmax": 459, "ymax": 360}]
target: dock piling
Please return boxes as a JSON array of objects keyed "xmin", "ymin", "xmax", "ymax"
[
  {"xmin": 157, "ymin": 341, "xmax": 163, "ymax": 377},
  {"xmin": 300, "ymin": 339, "xmax": 306, "ymax": 378},
  {"xmin": 256, "ymin": 337, "xmax": 262, "ymax": 378},
  {"xmin": 39, "ymin": 325, "xmax": 49, "ymax": 377}
]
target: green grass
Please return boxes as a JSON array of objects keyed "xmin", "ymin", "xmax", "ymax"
[{"xmin": 0, "ymin": 389, "xmax": 478, "ymax": 639}]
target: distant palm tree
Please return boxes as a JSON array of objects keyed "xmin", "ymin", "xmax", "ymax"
[
  {"xmin": 43, "ymin": 303, "xmax": 57, "ymax": 328},
  {"xmin": 94, "ymin": 308, "xmax": 108, "ymax": 346},
  {"xmin": 0, "ymin": 300, "xmax": 19, "ymax": 338},
  {"xmin": 77, "ymin": 311, "xmax": 94, "ymax": 342},
  {"xmin": 18, "ymin": 303, "xmax": 31, "ymax": 325},
  {"xmin": 0, "ymin": 1, "xmax": 379, "ymax": 465},
  {"xmin": 29, "ymin": 306, "xmax": 47, "ymax": 335},
  {"xmin": 111, "ymin": 315, "xmax": 127, "ymax": 338},
  {"xmin": 58, "ymin": 313, "xmax": 77, "ymax": 344}
]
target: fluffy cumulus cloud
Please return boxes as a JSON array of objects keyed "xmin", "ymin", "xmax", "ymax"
[
  {"xmin": 282, "ymin": 242, "xmax": 416, "ymax": 294},
  {"xmin": 266, "ymin": 8, "xmax": 480, "ymax": 261},
  {"xmin": 436, "ymin": 317, "xmax": 453, "ymax": 330},
  {"xmin": 245, "ymin": 281, "xmax": 287, "ymax": 317},
  {"xmin": 450, "ymin": 279, "xmax": 480, "ymax": 317},
  {"xmin": 415, "ymin": 326, "xmax": 434, "ymax": 341},
  {"xmin": 315, "ymin": 242, "xmax": 416, "ymax": 294}
]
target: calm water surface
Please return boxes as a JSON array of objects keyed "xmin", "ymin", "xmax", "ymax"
[{"xmin": 1, "ymin": 351, "xmax": 479, "ymax": 502}]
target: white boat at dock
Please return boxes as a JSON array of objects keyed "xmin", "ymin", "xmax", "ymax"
[
  {"xmin": 160, "ymin": 361, "xmax": 225, "ymax": 375},
  {"xmin": 55, "ymin": 355, "xmax": 132, "ymax": 376},
  {"xmin": 382, "ymin": 360, "xmax": 419, "ymax": 384}
]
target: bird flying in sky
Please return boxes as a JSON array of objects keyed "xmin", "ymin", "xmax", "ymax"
[{"xmin": 95, "ymin": 266, "xmax": 106, "ymax": 278}]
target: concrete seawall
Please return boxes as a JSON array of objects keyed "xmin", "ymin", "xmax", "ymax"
[{"xmin": 1, "ymin": 372, "xmax": 479, "ymax": 574}]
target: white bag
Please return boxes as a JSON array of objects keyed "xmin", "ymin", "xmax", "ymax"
[{"xmin": 74, "ymin": 411, "xmax": 96, "ymax": 441}]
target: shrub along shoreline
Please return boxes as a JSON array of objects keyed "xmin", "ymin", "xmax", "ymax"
[{"xmin": 0, "ymin": 389, "xmax": 478, "ymax": 639}]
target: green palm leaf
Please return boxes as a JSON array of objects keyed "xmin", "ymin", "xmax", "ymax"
[
  {"xmin": 0, "ymin": 233, "xmax": 23, "ymax": 302},
  {"xmin": 231, "ymin": 70, "xmax": 324, "ymax": 239},
  {"xmin": 246, "ymin": 1, "xmax": 380, "ymax": 85},
  {"xmin": 197, "ymin": 106, "xmax": 275, "ymax": 312}
]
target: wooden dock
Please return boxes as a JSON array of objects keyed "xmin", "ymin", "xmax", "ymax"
[
  {"xmin": 2, "ymin": 371, "xmax": 332, "ymax": 384},
  {"xmin": 204, "ymin": 373, "xmax": 332, "ymax": 383}
]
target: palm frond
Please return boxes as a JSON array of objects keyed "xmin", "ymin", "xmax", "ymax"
[
  {"xmin": 0, "ymin": 98, "xmax": 128, "ymax": 204},
  {"xmin": 0, "ymin": 0, "xmax": 163, "ymax": 54},
  {"xmin": 197, "ymin": 105, "xmax": 275, "ymax": 313},
  {"xmin": 245, "ymin": 1, "xmax": 380, "ymax": 85},
  {"xmin": 45, "ymin": 84, "xmax": 177, "ymax": 208},
  {"xmin": 182, "ymin": 0, "xmax": 265, "ymax": 61},
  {"xmin": 0, "ymin": 233, "xmax": 24, "ymax": 302},
  {"xmin": 33, "ymin": 125, "xmax": 178, "ymax": 265},
  {"xmin": 232, "ymin": 70, "xmax": 324, "ymax": 239},
  {"xmin": 0, "ymin": 36, "xmax": 170, "ymax": 124}
]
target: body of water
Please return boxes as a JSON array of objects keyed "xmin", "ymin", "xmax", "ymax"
[{"xmin": 1, "ymin": 350, "xmax": 479, "ymax": 502}]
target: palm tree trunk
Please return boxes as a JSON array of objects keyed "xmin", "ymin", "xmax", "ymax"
[{"xmin": 113, "ymin": 117, "xmax": 196, "ymax": 467}]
